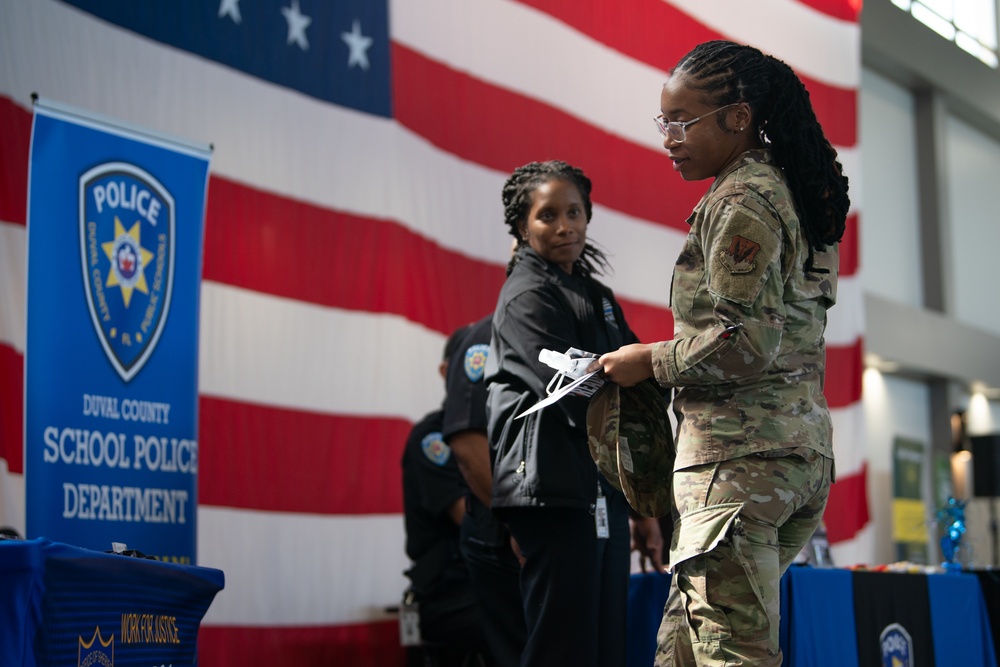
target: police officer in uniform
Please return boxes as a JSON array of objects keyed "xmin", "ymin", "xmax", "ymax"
[
  {"xmin": 401, "ymin": 326, "xmax": 492, "ymax": 664},
  {"xmin": 443, "ymin": 314, "xmax": 526, "ymax": 667}
]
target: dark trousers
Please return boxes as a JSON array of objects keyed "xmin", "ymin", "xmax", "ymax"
[
  {"xmin": 500, "ymin": 485, "xmax": 630, "ymax": 667},
  {"xmin": 418, "ymin": 564, "xmax": 490, "ymax": 652},
  {"xmin": 460, "ymin": 497, "xmax": 527, "ymax": 667}
]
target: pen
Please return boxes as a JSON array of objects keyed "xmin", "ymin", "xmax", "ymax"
[{"xmin": 720, "ymin": 322, "xmax": 744, "ymax": 340}]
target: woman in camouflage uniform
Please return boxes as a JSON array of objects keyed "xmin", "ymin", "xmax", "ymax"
[{"xmin": 596, "ymin": 40, "xmax": 850, "ymax": 666}]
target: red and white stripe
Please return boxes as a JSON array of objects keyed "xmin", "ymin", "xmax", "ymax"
[{"xmin": 0, "ymin": 0, "xmax": 866, "ymax": 663}]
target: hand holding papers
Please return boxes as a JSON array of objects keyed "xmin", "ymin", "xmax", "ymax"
[{"xmin": 516, "ymin": 348, "xmax": 605, "ymax": 419}]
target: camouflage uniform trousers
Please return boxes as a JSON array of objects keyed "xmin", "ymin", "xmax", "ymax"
[{"xmin": 654, "ymin": 447, "xmax": 834, "ymax": 666}]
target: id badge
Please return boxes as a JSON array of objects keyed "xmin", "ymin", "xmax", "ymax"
[
  {"xmin": 595, "ymin": 495, "xmax": 610, "ymax": 539},
  {"xmin": 399, "ymin": 594, "xmax": 422, "ymax": 647}
]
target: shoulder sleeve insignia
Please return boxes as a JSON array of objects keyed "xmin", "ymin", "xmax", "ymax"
[
  {"xmin": 464, "ymin": 344, "xmax": 489, "ymax": 382},
  {"xmin": 720, "ymin": 235, "xmax": 761, "ymax": 274},
  {"xmin": 420, "ymin": 432, "xmax": 451, "ymax": 466}
]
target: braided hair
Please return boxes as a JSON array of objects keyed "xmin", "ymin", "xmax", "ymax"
[
  {"xmin": 673, "ymin": 40, "xmax": 850, "ymax": 272},
  {"xmin": 501, "ymin": 160, "xmax": 611, "ymax": 277}
]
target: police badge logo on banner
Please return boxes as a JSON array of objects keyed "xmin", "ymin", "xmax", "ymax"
[
  {"xmin": 78, "ymin": 626, "xmax": 114, "ymax": 667},
  {"xmin": 80, "ymin": 163, "xmax": 174, "ymax": 382},
  {"xmin": 880, "ymin": 623, "xmax": 912, "ymax": 667}
]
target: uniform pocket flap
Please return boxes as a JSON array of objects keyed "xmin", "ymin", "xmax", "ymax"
[{"xmin": 670, "ymin": 502, "xmax": 743, "ymax": 566}]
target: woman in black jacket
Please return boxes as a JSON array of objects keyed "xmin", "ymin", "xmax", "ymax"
[{"xmin": 484, "ymin": 160, "xmax": 659, "ymax": 667}]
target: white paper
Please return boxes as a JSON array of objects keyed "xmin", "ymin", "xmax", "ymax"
[{"xmin": 515, "ymin": 369, "xmax": 604, "ymax": 419}]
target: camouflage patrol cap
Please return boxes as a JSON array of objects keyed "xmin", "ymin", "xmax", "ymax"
[
  {"xmin": 586, "ymin": 380, "xmax": 675, "ymax": 518},
  {"xmin": 587, "ymin": 382, "xmax": 625, "ymax": 494}
]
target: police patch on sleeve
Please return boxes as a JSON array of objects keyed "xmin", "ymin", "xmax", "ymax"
[
  {"xmin": 464, "ymin": 344, "xmax": 489, "ymax": 382},
  {"xmin": 421, "ymin": 432, "xmax": 451, "ymax": 466}
]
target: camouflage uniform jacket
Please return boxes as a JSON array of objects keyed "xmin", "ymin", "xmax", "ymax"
[{"xmin": 652, "ymin": 150, "xmax": 838, "ymax": 469}]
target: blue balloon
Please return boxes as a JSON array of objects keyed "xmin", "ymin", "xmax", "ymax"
[{"xmin": 936, "ymin": 496, "xmax": 967, "ymax": 573}]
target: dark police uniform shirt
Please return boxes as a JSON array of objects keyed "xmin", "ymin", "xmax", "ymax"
[
  {"xmin": 401, "ymin": 409, "xmax": 467, "ymax": 563},
  {"xmin": 442, "ymin": 314, "xmax": 510, "ymax": 545},
  {"xmin": 442, "ymin": 315, "xmax": 492, "ymax": 442}
]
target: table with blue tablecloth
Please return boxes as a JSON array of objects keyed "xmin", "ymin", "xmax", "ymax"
[
  {"xmin": 627, "ymin": 566, "xmax": 998, "ymax": 667},
  {"xmin": 0, "ymin": 538, "xmax": 224, "ymax": 667}
]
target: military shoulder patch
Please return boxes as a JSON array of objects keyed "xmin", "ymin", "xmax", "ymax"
[
  {"xmin": 719, "ymin": 234, "xmax": 760, "ymax": 274},
  {"xmin": 420, "ymin": 431, "xmax": 451, "ymax": 466},
  {"xmin": 464, "ymin": 344, "xmax": 489, "ymax": 382}
]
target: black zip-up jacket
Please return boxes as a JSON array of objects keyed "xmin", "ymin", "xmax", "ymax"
[{"xmin": 485, "ymin": 247, "xmax": 637, "ymax": 509}]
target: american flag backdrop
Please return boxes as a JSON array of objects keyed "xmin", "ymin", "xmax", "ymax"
[{"xmin": 0, "ymin": 0, "xmax": 867, "ymax": 664}]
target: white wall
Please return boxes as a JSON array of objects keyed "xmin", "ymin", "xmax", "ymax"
[
  {"xmin": 945, "ymin": 115, "xmax": 1000, "ymax": 336},
  {"xmin": 859, "ymin": 68, "xmax": 923, "ymax": 308}
]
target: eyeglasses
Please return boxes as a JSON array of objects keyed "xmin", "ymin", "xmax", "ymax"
[{"xmin": 653, "ymin": 103, "xmax": 741, "ymax": 143}]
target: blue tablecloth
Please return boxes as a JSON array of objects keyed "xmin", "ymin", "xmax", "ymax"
[
  {"xmin": 626, "ymin": 569, "xmax": 671, "ymax": 667},
  {"xmin": 0, "ymin": 538, "xmax": 224, "ymax": 667},
  {"xmin": 627, "ymin": 566, "xmax": 998, "ymax": 667}
]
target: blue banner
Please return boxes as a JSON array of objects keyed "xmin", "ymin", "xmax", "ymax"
[{"xmin": 25, "ymin": 99, "xmax": 210, "ymax": 564}]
